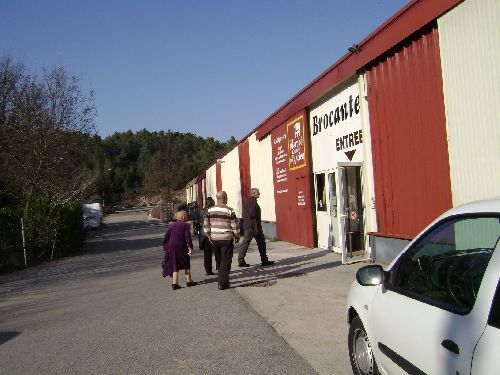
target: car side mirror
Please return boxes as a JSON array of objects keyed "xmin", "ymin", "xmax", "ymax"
[{"xmin": 356, "ymin": 264, "xmax": 385, "ymax": 286}]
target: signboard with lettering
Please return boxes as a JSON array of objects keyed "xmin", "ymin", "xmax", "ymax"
[
  {"xmin": 271, "ymin": 111, "xmax": 315, "ymax": 248},
  {"xmin": 287, "ymin": 117, "xmax": 306, "ymax": 171},
  {"xmin": 273, "ymin": 131, "xmax": 288, "ymax": 194},
  {"xmin": 297, "ymin": 190, "xmax": 306, "ymax": 206},
  {"xmin": 309, "ymin": 81, "xmax": 364, "ymax": 172},
  {"xmin": 272, "ymin": 115, "xmax": 307, "ymax": 194}
]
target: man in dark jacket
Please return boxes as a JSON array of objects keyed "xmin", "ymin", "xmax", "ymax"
[{"xmin": 238, "ymin": 188, "xmax": 274, "ymax": 267}]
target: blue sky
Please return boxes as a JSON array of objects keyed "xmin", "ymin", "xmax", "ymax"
[{"xmin": 1, "ymin": 0, "xmax": 409, "ymax": 141}]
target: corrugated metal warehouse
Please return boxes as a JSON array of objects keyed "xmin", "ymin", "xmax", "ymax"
[{"xmin": 186, "ymin": 0, "xmax": 500, "ymax": 264}]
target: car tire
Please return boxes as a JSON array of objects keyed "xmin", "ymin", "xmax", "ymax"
[{"xmin": 348, "ymin": 315, "xmax": 379, "ymax": 375}]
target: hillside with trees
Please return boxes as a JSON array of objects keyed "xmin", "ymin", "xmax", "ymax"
[
  {"xmin": 97, "ymin": 130, "xmax": 236, "ymax": 206},
  {"xmin": 0, "ymin": 55, "xmax": 235, "ymax": 271}
]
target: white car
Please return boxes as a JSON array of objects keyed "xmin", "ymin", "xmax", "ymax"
[
  {"xmin": 346, "ymin": 198, "xmax": 500, "ymax": 375},
  {"xmin": 82, "ymin": 202, "xmax": 103, "ymax": 230}
]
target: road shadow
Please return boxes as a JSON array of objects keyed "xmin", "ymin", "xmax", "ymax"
[
  {"xmin": 232, "ymin": 250, "xmax": 341, "ymax": 287},
  {"xmin": 85, "ymin": 237, "xmax": 165, "ymax": 254},
  {"xmin": 0, "ymin": 209, "xmax": 335, "ymax": 299},
  {"xmin": 195, "ymin": 249, "xmax": 341, "ymax": 288},
  {"xmin": 85, "ymin": 220, "xmax": 166, "ymax": 242},
  {"xmin": 0, "ymin": 331, "xmax": 20, "ymax": 345},
  {"xmin": 0, "ymin": 215, "xmax": 171, "ymax": 295},
  {"xmin": 0, "ymin": 214, "xmax": 207, "ymax": 296}
]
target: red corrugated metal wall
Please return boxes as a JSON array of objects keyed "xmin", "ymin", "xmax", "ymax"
[
  {"xmin": 238, "ymin": 140, "xmax": 251, "ymax": 204},
  {"xmin": 255, "ymin": 0, "xmax": 462, "ymax": 141},
  {"xmin": 203, "ymin": 178, "xmax": 207, "ymax": 205},
  {"xmin": 197, "ymin": 172, "xmax": 206, "ymax": 207},
  {"xmin": 367, "ymin": 24, "xmax": 452, "ymax": 239},
  {"xmin": 216, "ymin": 163, "xmax": 222, "ymax": 192},
  {"xmin": 271, "ymin": 110, "xmax": 314, "ymax": 248},
  {"xmin": 197, "ymin": 179, "xmax": 203, "ymax": 206}
]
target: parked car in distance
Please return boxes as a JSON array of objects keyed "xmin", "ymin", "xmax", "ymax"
[
  {"xmin": 346, "ymin": 198, "xmax": 500, "ymax": 375},
  {"xmin": 82, "ymin": 202, "xmax": 103, "ymax": 230}
]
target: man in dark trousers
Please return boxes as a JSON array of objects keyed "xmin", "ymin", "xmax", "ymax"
[
  {"xmin": 198, "ymin": 197, "xmax": 220, "ymax": 275},
  {"xmin": 238, "ymin": 188, "xmax": 275, "ymax": 267},
  {"xmin": 203, "ymin": 191, "xmax": 240, "ymax": 290}
]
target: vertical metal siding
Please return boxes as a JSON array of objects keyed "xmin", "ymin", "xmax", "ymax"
[
  {"xmin": 201, "ymin": 178, "xmax": 206, "ymax": 208},
  {"xmin": 220, "ymin": 147, "xmax": 243, "ymax": 218},
  {"xmin": 367, "ymin": 24, "xmax": 452, "ymax": 239},
  {"xmin": 359, "ymin": 74, "xmax": 378, "ymax": 234},
  {"xmin": 248, "ymin": 133, "xmax": 276, "ymax": 222},
  {"xmin": 205, "ymin": 165, "xmax": 217, "ymax": 201},
  {"xmin": 192, "ymin": 183, "xmax": 198, "ymax": 205},
  {"xmin": 438, "ymin": 0, "xmax": 500, "ymax": 206},
  {"xmin": 238, "ymin": 139, "xmax": 251, "ymax": 210},
  {"xmin": 255, "ymin": 0, "xmax": 463, "ymax": 141},
  {"xmin": 197, "ymin": 180, "xmax": 203, "ymax": 206},
  {"xmin": 216, "ymin": 163, "xmax": 222, "ymax": 192},
  {"xmin": 271, "ymin": 110, "xmax": 315, "ymax": 248},
  {"xmin": 186, "ymin": 178, "xmax": 197, "ymax": 204}
]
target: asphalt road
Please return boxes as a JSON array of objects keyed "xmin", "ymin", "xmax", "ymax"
[{"xmin": 0, "ymin": 209, "xmax": 316, "ymax": 375}]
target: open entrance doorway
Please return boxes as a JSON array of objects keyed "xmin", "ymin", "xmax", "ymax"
[{"xmin": 338, "ymin": 164, "xmax": 370, "ymax": 264}]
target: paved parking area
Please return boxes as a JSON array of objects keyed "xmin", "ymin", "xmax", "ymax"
[{"xmin": 231, "ymin": 241, "xmax": 367, "ymax": 375}]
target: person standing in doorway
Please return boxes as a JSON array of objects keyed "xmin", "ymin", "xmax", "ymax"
[
  {"xmin": 238, "ymin": 188, "xmax": 275, "ymax": 267},
  {"xmin": 203, "ymin": 191, "xmax": 239, "ymax": 290}
]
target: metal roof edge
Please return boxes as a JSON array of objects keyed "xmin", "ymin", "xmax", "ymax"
[
  {"xmin": 191, "ymin": 0, "xmax": 463, "ymax": 184},
  {"xmin": 252, "ymin": 0, "xmax": 463, "ymax": 140}
]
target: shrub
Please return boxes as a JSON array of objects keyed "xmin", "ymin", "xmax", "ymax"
[
  {"xmin": 0, "ymin": 207, "xmax": 23, "ymax": 270},
  {"xmin": 25, "ymin": 199, "xmax": 84, "ymax": 260},
  {"xmin": 0, "ymin": 200, "xmax": 85, "ymax": 272}
]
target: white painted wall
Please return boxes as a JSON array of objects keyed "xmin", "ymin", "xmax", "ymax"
[
  {"xmin": 438, "ymin": 0, "xmax": 500, "ymax": 205},
  {"xmin": 358, "ymin": 74, "xmax": 377, "ymax": 235},
  {"xmin": 309, "ymin": 80, "xmax": 365, "ymax": 250},
  {"xmin": 248, "ymin": 133, "xmax": 276, "ymax": 222},
  {"xmin": 186, "ymin": 180, "xmax": 196, "ymax": 204},
  {"xmin": 309, "ymin": 80, "xmax": 364, "ymax": 173},
  {"xmin": 192, "ymin": 183, "xmax": 198, "ymax": 204},
  {"xmin": 205, "ymin": 164, "xmax": 217, "ymax": 203},
  {"xmin": 220, "ymin": 147, "xmax": 242, "ymax": 217}
]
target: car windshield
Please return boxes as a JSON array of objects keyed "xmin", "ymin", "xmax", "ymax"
[{"xmin": 395, "ymin": 215, "xmax": 499, "ymax": 314}]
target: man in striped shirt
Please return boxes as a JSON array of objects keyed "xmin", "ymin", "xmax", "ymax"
[{"xmin": 203, "ymin": 190, "xmax": 240, "ymax": 290}]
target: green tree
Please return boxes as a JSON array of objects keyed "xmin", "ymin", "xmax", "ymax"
[
  {"xmin": 96, "ymin": 129, "xmax": 236, "ymax": 205},
  {"xmin": 0, "ymin": 56, "xmax": 97, "ymax": 212}
]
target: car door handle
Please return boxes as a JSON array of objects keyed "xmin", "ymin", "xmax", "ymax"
[{"xmin": 441, "ymin": 339, "xmax": 459, "ymax": 355}]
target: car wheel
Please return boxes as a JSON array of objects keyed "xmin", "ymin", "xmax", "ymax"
[{"xmin": 348, "ymin": 315, "xmax": 379, "ymax": 375}]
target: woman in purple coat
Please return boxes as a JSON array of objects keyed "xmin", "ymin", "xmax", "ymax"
[{"xmin": 162, "ymin": 210, "xmax": 197, "ymax": 290}]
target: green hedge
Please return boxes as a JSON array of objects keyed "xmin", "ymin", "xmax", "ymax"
[
  {"xmin": 25, "ymin": 199, "xmax": 85, "ymax": 259},
  {"xmin": 0, "ymin": 200, "xmax": 84, "ymax": 271},
  {"xmin": 56, "ymin": 202, "xmax": 85, "ymax": 255},
  {"xmin": 0, "ymin": 207, "xmax": 23, "ymax": 269}
]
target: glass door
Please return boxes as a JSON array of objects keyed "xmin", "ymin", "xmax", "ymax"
[
  {"xmin": 315, "ymin": 173, "xmax": 330, "ymax": 249},
  {"xmin": 338, "ymin": 164, "xmax": 369, "ymax": 264},
  {"xmin": 328, "ymin": 172, "xmax": 340, "ymax": 249}
]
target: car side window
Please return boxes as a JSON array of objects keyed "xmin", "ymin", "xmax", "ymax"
[
  {"xmin": 394, "ymin": 216, "xmax": 499, "ymax": 314},
  {"xmin": 488, "ymin": 280, "xmax": 500, "ymax": 329}
]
